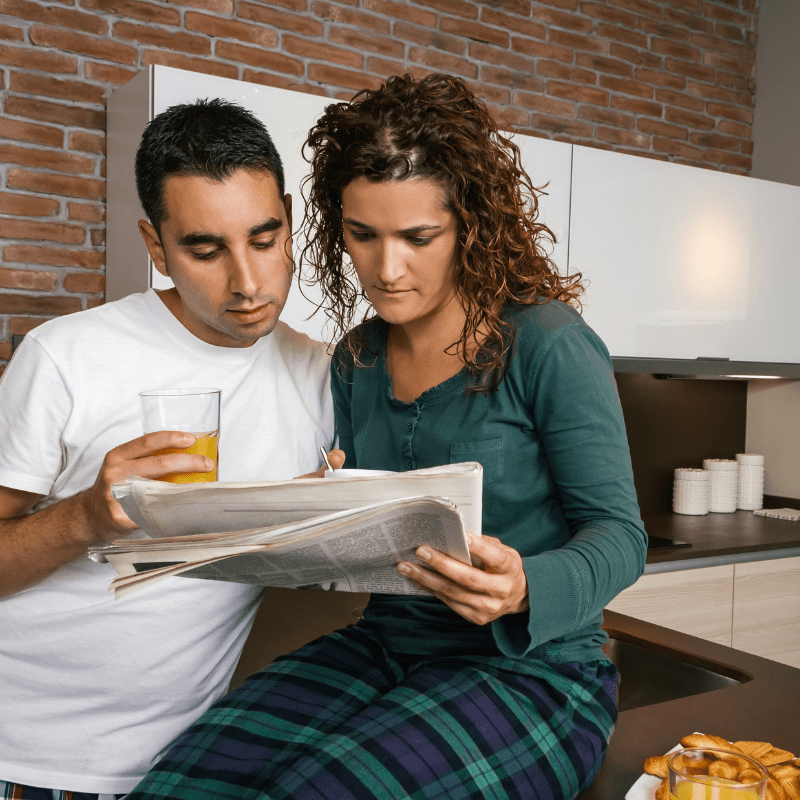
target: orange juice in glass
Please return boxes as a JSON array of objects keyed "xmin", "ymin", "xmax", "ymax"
[
  {"xmin": 668, "ymin": 749, "xmax": 767, "ymax": 800},
  {"xmin": 139, "ymin": 388, "xmax": 221, "ymax": 483}
]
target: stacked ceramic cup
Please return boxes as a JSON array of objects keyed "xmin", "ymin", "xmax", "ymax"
[
  {"xmin": 702, "ymin": 458, "xmax": 739, "ymax": 513},
  {"xmin": 736, "ymin": 453, "xmax": 764, "ymax": 510},
  {"xmin": 673, "ymin": 468, "xmax": 710, "ymax": 515}
]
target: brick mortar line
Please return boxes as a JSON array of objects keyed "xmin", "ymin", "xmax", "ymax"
[
  {"xmin": 0, "ymin": 113, "xmax": 108, "ymax": 136},
  {"xmin": 0, "ymin": 137, "xmax": 105, "ymax": 157},
  {"xmin": 1, "ymin": 241, "xmax": 104, "ymax": 249},
  {"xmin": 0, "ymin": 289, "xmax": 99, "ymax": 298},
  {"xmin": 0, "ymin": 219, "xmax": 103, "ymax": 230}
]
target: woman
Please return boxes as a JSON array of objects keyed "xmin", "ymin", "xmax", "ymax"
[{"xmin": 127, "ymin": 73, "xmax": 646, "ymax": 800}]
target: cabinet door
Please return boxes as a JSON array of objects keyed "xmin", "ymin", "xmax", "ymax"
[
  {"xmin": 570, "ymin": 144, "xmax": 800, "ymax": 364},
  {"xmin": 605, "ymin": 565, "xmax": 734, "ymax": 646},
  {"xmin": 514, "ymin": 134, "xmax": 572, "ymax": 277},
  {"xmin": 732, "ymin": 556, "xmax": 800, "ymax": 668}
]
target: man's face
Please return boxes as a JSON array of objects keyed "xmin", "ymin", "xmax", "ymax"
[{"xmin": 139, "ymin": 168, "xmax": 293, "ymax": 348}]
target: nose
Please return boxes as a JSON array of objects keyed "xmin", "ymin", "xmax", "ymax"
[
  {"xmin": 374, "ymin": 238, "xmax": 405, "ymax": 287},
  {"xmin": 227, "ymin": 248, "xmax": 262, "ymax": 298}
]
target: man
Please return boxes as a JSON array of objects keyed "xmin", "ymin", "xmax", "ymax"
[{"xmin": 0, "ymin": 98, "xmax": 342, "ymax": 798}]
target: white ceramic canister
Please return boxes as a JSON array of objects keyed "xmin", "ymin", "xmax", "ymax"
[
  {"xmin": 702, "ymin": 459, "xmax": 739, "ymax": 513},
  {"xmin": 736, "ymin": 453, "xmax": 764, "ymax": 511},
  {"xmin": 673, "ymin": 468, "xmax": 710, "ymax": 515}
]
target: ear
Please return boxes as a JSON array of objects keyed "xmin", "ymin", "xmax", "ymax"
[
  {"xmin": 283, "ymin": 193, "xmax": 292, "ymax": 232},
  {"xmin": 138, "ymin": 219, "xmax": 168, "ymax": 277}
]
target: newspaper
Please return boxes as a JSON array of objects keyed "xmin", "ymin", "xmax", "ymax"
[
  {"xmin": 88, "ymin": 463, "xmax": 483, "ymax": 599},
  {"xmin": 110, "ymin": 461, "xmax": 482, "ymax": 538}
]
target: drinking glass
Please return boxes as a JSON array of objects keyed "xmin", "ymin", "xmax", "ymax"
[
  {"xmin": 139, "ymin": 388, "xmax": 221, "ymax": 483},
  {"xmin": 668, "ymin": 747, "xmax": 767, "ymax": 800}
]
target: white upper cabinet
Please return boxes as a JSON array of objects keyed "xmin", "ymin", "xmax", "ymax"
[
  {"xmin": 109, "ymin": 67, "xmax": 799, "ymax": 369},
  {"xmin": 107, "ymin": 66, "xmax": 572, "ymax": 344},
  {"xmin": 569, "ymin": 144, "xmax": 800, "ymax": 366},
  {"xmin": 514, "ymin": 133, "xmax": 572, "ymax": 278}
]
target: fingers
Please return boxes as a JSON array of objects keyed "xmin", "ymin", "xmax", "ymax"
[
  {"xmin": 397, "ymin": 536, "xmax": 529, "ymax": 625},
  {"xmin": 464, "ymin": 533, "xmax": 514, "ymax": 573},
  {"xmin": 296, "ymin": 466, "xmax": 326, "ymax": 479},
  {"xmin": 77, "ymin": 482, "xmax": 137, "ymax": 542},
  {"xmin": 294, "ymin": 448, "xmax": 346, "ymax": 480},
  {"xmin": 110, "ymin": 431, "xmax": 196, "ymax": 460},
  {"xmin": 399, "ymin": 559, "xmax": 508, "ymax": 626},
  {"xmin": 102, "ymin": 432, "xmax": 213, "ymax": 484},
  {"xmin": 420, "ymin": 535, "xmax": 514, "ymax": 585},
  {"xmin": 417, "ymin": 544, "xmax": 487, "ymax": 589},
  {"xmin": 403, "ymin": 547, "xmax": 504, "ymax": 601},
  {"xmin": 84, "ymin": 433, "xmax": 215, "ymax": 539},
  {"xmin": 130, "ymin": 452, "xmax": 215, "ymax": 481},
  {"xmin": 103, "ymin": 494, "xmax": 140, "ymax": 533},
  {"xmin": 327, "ymin": 449, "xmax": 346, "ymax": 470}
]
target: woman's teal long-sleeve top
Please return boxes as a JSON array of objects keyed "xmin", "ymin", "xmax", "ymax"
[{"xmin": 330, "ymin": 300, "xmax": 647, "ymax": 665}]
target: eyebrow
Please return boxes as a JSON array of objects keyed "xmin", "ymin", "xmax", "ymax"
[
  {"xmin": 178, "ymin": 218, "xmax": 283, "ymax": 247},
  {"xmin": 342, "ymin": 218, "xmax": 443, "ymax": 235}
]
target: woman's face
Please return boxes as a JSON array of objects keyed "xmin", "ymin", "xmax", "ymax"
[{"xmin": 340, "ymin": 176, "xmax": 460, "ymax": 330}]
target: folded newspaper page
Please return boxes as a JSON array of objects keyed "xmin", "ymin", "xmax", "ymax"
[
  {"xmin": 90, "ymin": 496, "xmax": 470, "ymax": 600},
  {"xmin": 110, "ymin": 461, "xmax": 483, "ymax": 539},
  {"xmin": 90, "ymin": 463, "xmax": 483, "ymax": 599}
]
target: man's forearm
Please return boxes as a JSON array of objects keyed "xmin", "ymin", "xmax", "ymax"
[
  {"xmin": 0, "ymin": 431, "xmax": 247, "ymax": 599},
  {"xmin": 0, "ymin": 491, "xmax": 98, "ymax": 598}
]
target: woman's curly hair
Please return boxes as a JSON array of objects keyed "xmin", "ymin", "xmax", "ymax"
[{"xmin": 300, "ymin": 72, "xmax": 583, "ymax": 392}]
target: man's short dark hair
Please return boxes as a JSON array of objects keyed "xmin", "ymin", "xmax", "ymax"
[{"xmin": 135, "ymin": 98, "xmax": 285, "ymax": 232}]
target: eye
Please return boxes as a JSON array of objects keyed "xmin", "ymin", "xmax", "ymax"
[
  {"xmin": 407, "ymin": 236, "xmax": 433, "ymax": 247},
  {"xmin": 191, "ymin": 249, "xmax": 219, "ymax": 261},
  {"xmin": 253, "ymin": 239, "xmax": 277, "ymax": 250},
  {"xmin": 348, "ymin": 230, "xmax": 374, "ymax": 242}
]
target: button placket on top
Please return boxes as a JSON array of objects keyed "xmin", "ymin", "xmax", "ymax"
[
  {"xmin": 380, "ymin": 328, "xmax": 468, "ymax": 472},
  {"xmin": 401, "ymin": 401, "xmax": 424, "ymax": 470}
]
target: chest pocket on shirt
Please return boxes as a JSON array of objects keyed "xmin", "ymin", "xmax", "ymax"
[{"xmin": 450, "ymin": 438, "xmax": 503, "ymax": 485}]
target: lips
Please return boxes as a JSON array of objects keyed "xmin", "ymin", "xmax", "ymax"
[{"xmin": 229, "ymin": 305, "xmax": 268, "ymax": 323}]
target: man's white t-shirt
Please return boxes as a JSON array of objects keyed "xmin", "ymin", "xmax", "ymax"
[{"xmin": 0, "ymin": 289, "xmax": 335, "ymax": 794}]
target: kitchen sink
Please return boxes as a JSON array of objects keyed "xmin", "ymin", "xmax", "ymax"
[{"xmin": 601, "ymin": 632, "xmax": 752, "ymax": 712}]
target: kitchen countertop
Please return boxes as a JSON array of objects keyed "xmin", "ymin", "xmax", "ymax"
[
  {"xmin": 581, "ymin": 610, "xmax": 800, "ymax": 799},
  {"xmin": 642, "ymin": 509, "xmax": 800, "ymax": 572}
]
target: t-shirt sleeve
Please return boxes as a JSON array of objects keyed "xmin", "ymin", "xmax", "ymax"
[
  {"xmin": 0, "ymin": 336, "xmax": 72, "ymax": 496},
  {"xmin": 492, "ymin": 321, "xmax": 648, "ymax": 658}
]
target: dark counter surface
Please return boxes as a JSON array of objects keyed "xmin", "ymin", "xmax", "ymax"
[
  {"xmin": 643, "ymin": 509, "xmax": 800, "ymax": 569},
  {"xmin": 581, "ymin": 610, "xmax": 800, "ymax": 799}
]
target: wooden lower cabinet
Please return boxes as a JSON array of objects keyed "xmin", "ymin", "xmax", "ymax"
[
  {"xmin": 606, "ymin": 556, "xmax": 800, "ymax": 669},
  {"xmin": 732, "ymin": 556, "xmax": 800, "ymax": 669},
  {"xmin": 605, "ymin": 565, "xmax": 734, "ymax": 646}
]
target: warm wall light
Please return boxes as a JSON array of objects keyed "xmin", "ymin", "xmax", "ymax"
[{"xmin": 677, "ymin": 207, "xmax": 751, "ymax": 321}]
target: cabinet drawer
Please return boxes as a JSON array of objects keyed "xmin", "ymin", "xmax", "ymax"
[
  {"xmin": 606, "ymin": 565, "xmax": 734, "ymax": 646},
  {"xmin": 732, "ymin": 556, "xmax": 800, "ymax": 668}
]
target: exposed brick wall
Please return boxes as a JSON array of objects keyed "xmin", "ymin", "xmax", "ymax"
[{"xmin": 0, "ymin": 0, "xmax": 759, "ymax": 374}]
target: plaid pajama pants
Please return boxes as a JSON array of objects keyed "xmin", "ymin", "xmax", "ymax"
[{"xmin": 126, "ymin": 624, "xmax": 618, "ymax": 800}]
